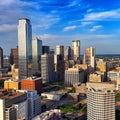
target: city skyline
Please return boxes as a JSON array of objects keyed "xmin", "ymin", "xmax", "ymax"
[{"xmin": 0, "ymin": 0, "xmax": 120, "ymax": 55}]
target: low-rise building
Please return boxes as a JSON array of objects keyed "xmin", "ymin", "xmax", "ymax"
[{"xmin": 21, "ymin": 77, "xmax": 42, "ymax": 93}]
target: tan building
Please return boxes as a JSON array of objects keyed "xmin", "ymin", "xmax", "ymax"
[
  {"xmin": 96, "ymin": 59, "xmax": 106, "ymax": 72},
  {"xmin": 72, "ymin": 40, "xmax": 80, "ymax": 61},
  {"xmin": 83, "ymin": 47, "xmax": 95, "ymax": 73},
  {"xmin": 87, "ymin": 83, "xmax": 115, "ymax": 120},
  {"xmin": 4, "ymin": 80, "xmax": 20, "ymax": 90},
  {"xmin": 88, "ymin": 71, "xmax": 105, "ymax": 83}
]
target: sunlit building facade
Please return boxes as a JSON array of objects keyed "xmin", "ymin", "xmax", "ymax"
[{"xmin": 18, "ymin": 18, "xmax": 32, "ymax": 80}]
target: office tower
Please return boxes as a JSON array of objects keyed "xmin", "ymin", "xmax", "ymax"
[
  {"xmin": 0, "ymin": 89, "xmax": 28, "ymax": 120},
  {"xmin": 3, "ymin": 56, "xmax": 10, "ymax": 68},
  {"xmin": 54, "ymin": 45, "xmax": 64, "ymax": 81},
  {"xmin": 26, "ymin": 91, "xmax": 41, "ymax": 120},
  {"xmin": 41, "ymin": 54, "xmax": 54, "ymax": 83},
  {"xmin": 64, "ymin": 46, "xmax": 72, "ymax": 60},
  {"xmin": 0, "ymin": 47, "xmax": 3, "ymax": 69},
  {"xmin": 96, "ymin": 59, "xmax": 106, "ymax": 72},
  {"xmin": 87, "ymin": 83, "xmax": 115, "ymax": 120},
  {"xmin": 72, "ymin": 40, "xmax": 80, "ymax": 61},
  {"xmin": 65, "ymin": 67, "xmax": 84, "ymax": 86},
  {"xmin": 83, "ymin": 47, "xmax": 95, "ymax": 73},
  {"xmin": 10, "ymin": 47, "xmax": 18, "ymax": 68},
  {"xmin": 50, "ymin": 48, "xmax": 55, "ymax": 55},
  {"xmin": 21, "ymin": 77, "xmax": 43, "ymax": 93},
  {"xmin": 18, "ymin": 18, "xmax": 32, "ymax": 80},
  {"xmin": 56, "ymin": 45, "xmax": 64, "ymax": 59},
  {"xmin": 32, "ymin": 36, "xmax": 42, "ymax": 74},
  {"xmin": 42, "ymin": 46, "xmax": 50, "ymax": 54}
]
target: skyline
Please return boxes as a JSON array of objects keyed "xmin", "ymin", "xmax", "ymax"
[{"xmin": 0, "ymin": 0, "xmax": 120, "ymax": 55}]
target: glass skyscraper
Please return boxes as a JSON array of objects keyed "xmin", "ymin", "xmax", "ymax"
[{"xmin": 18, "ymin": 18, "xmax": 32, "ymax": 80}]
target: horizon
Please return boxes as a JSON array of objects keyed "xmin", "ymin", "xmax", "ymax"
[{"xmin": 0, "ymin": 0, "xmax": 120, "ymax": 55}]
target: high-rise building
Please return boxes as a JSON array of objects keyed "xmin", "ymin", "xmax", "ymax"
[
  {"xmin": 83, "ymin": 47, "xmax": 95, "ymax": 73},
  {"xmin": 32, "ymin": 36, "xmax": 42, "ymax": 74},
  {"xmin": 3, "ymin": 56, "xmax": 10, "ymax": 68},
  {"xmin": 18, "ymin": 18, "xmax": 32, "ymax": 80},
  {"xmin": 0, "ymin": 47, "xmax": 3, "ymax": 69},
  {"xmin": 56, "ymin": 45, "xmax": 64, "ymax": 59},
  {"xmin": 10, "ymin": 47, "xmax": 18, "ymax": 68},
  {"xmin": 87, "ymin": 83, "xmax": 115, "ymax": 120},
  {"xmin": 54, "ymin": 45, "xmax": 64, "ymax": 81},
  {"xmin": 64, "ymin": 46, "xmax": 72, "ymax": 60},
  {"xmin": 72, "ymin": 40, "xmax": 80, "ymax": 61},
  {"xmin": 41, "ymin": 54, "xmax": 54, "ymax": 83},
  {"xmin": 42, "ymin": 46, "xmax": 50, "ymax": 55}
]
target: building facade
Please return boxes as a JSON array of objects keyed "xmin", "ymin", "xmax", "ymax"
[
  {"xmin": 0, "ymin": 47, "xmax": 3, "ymax": 69},
  {"xmin": 83, "ymin": 47, "xmax": 95, "ymax": 73},
  {"xmin": 10, "ymin": 47, "xmax": 18, "ymax": 68},
  {"xmin": 87, "ymin": 83, "xmax": 115, "ymax": 120},
  {"xmin": 42, "ymin": 46, "xmax": 50, "ymax": 55},
  {"xmin": 18, "ymin": 18, "xmax": 32, "ymax": 80},
  {"xmin": 41, "ymin": 54, "xmax": 54, "ymax": 83},
  {"xmin": 32, "ymin": 37, "xmax": 42, "ymax": 74},
  {"xmin": 21, "ymin": 77, "xmax": 42, "ymax": 93},
  {"xmin": 65, "ymin": 67, "xmax": 84, "ymax": 86},
  {"xmin": 64, "ymin": 46, "xmax": 72, "ymax": 60},
  {"xmin": 72, "ymin": 40, "xmax": 80, "ymax": 61}
]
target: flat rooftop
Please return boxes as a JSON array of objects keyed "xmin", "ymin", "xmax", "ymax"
[{"xmin": 0, "ymin": 89, "xmax": 25, "ymax": 100}]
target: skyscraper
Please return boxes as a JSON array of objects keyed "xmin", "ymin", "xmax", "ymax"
[
  {"xmin": 0, "ymin": 47, "xmax": 3, "ymax": 69},
  {"xmin": 41, "ymin": 54, "xmax": 54, "ymax": 83},
  {"xmin": 10, "ymin": 47, "xmax": 18, "ymax": 68},
  {"xmin": 18, "ymin": 18, "xmax": 32, "ymax": 80},
  {"xmin": 32, "ymin": 36, "xmax": 42, "ymax": 74},
  {"xmin": 87, "ymin": 83, "xmax": 115, "ymax": 120},
  {"xmin": 72, "ymin": 40, "xmax": 80, "ymax": 61},
  {"xmin": 42, "ymin": 46, "xmax": 50, "ymax": 55},
  {"xmin": 83, "ymin": 47, "xmax": 95, "ymax": 73},
  {"xmin": 64, "ymin": 46, "xmax": 72, "ymax": 60},
  {"xmin": 56, "ymin": 45, "xmax": 64, "ymax": 59}
]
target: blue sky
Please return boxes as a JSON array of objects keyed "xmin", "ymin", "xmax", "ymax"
[{"xmin": 0, "ymin": 0, "xmax": 120, "ymax": 55}]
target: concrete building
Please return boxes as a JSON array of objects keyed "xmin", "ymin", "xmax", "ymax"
[
  {"xmin": 10, "ymin": 47, "xmax": 18, "ymax": 68},
  {"xmin": 0, "ymin": 89, "xmax": 28, "ymax": 120},
  {"xmin": 88, "ymin": 71, "xmax": 105, "ymax": 83},
  {"xmin": 83, "ymin": 47, "xmax": 95, "ymax": 73},
  {"xmin": 56, "ymin": 45, "xmax": 64, "ymax": 59},
  {"xmin": 65, "ymin": 67, "xmax": 84, "ymax": 86},
  {"xmin": 18, "ymin": 18, "xmax": 32, "ymax": 80},
  {"xmin": 21, "ymin": 77, "xmax": 42, "ymax": 93},
  {"xmin": 42, "ymin": 46, "xmax": 50, "ymax": 55},
  {"xmin": 0, "ymin": 47, "xmax": 3, "ymax": 69},
  {"xmin": 32, "ymin": 36, "xmax": 42, "ymax": 74},
  {"xmin": 87, "ymin": 83, "xmax": 115, "ymax": 120},
  {"xmin": 72, "ymin": 40, "xmax": 80, "ymax": 61},
  {"xmin": 41, "ymin": 54, "xmax": 54, "ymax": 83}
]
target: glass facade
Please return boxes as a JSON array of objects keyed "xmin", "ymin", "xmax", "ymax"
[{"xmin": 18, "ymin": 18, "xmax": 32, "ymax": 80}]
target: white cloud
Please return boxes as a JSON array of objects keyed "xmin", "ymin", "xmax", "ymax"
[
  {"xmin": 81, "ymin": 21, "xmax": 93, "ymax": 26},
  {"xmin": 63, "ymin": 25, "xmax": 77, "ymax": 31},
  {"xmin": 0, "ymin": 24, "xmax": 17, "ymax": 32},
  {"xmin": 90, "ymin": 25, "xmax": 103, "ymax": 32},
  {"xmin": 84, "ymin": 9, "xmax": 120, "ymax": 21}
]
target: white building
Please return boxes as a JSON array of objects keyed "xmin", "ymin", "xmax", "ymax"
[
  {"xmin": 65, "ymin": 67, "xmax": 84, "ymax": 86},
  {"xmin": 87, "ymin": 83, "xmax": 115, "ymax": 120}
]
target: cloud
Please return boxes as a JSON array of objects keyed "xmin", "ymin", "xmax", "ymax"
[
  {"xmin": 81, "ymin": 21, "xmax": 93, "ymax": 26},
  {"xmin": 0, "ymin": 24, "xmax": 17, "ymax": 32},
  {"xmin": 84, "ymin": 9, "xmax": 120, "ymax": 21},
  {"xmin": 90, "ymin": 25, "xmax": 103, "ymax": 32},
  {"xmin": 63, "ymin": 25, "xmax": 78, "ymax": 31}
]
